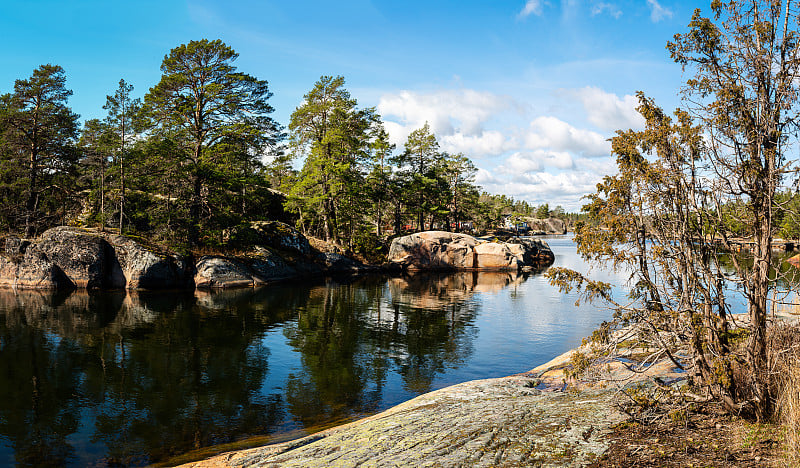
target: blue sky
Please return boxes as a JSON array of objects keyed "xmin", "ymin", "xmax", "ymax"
[{"xmin": 0, "ymin": 0, "xmax": 705, "ymax": 210}]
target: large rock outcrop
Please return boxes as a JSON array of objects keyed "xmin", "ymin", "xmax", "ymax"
[
  {"xmin": 0, "ymin": 247, "xmax": 73, "ymax": 289},
  {"xmin": 0, "ymin": 227, "xmax": 192, "ymax": 290},
  {"xmin": 0, "ymin": 224, "xmax": 376, "ymax": 291},
  {"xmin": 227, "ymin": 221, "xmax": 313, "ymax": 256},
  {"xmin": 388, "ymin": 231, "xmax": 554, "ymax": 271},
  {"xmin": 525, "ymin": 217, "xmax": 568, "ymax": 234}
]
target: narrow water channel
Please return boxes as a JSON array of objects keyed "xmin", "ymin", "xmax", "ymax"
[{"xmin": 0, "ymin": 235, "xmax": 623, "ymax": 466}]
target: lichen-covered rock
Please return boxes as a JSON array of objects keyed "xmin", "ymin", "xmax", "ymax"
[
  {"xmin": 249, "ymin": 221, "xmax": 312, "ymax": 256},
  {"xmin": 182, "ymin": 376, "xmax": 624, "ymax": 468},
  {"xmin": 0, "ymin": 227, "xmax": 193, "ymax": 290},
  {"xmin": 4, "ymin": 237, "xmax": 30, "ymax": 255},
  {"xmin": 245, "ymin": 247, "xmax": 298, "ymax": 281},
  {"xmin": 36, "ymin": 227, "xmax": 109, "ymax": 288},
  {"xmin": 0, "ymin": 248, "xmax": 73, "ymax": 289},
  {"xmin": 307, "ymin": 236, "xmax": 347, "ymax": 255}
]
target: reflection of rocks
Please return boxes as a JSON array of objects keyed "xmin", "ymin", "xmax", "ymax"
[
  {"xmin": 388, "ymin": 271, "xmax": 528, "ymax": 310},
  {"xmin": 0, "ymin": 289, "xmax": 183, "ymax": 336},
  {"xmin": 388, "ymin": 231, "xmax": 554, "ymax": 271}
]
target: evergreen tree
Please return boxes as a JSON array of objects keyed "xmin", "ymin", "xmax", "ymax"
[
  {"xmin": 78, "ymin": 119, "xmax": 115, "ymax": 229},
  {"xmin": 287, "ymin": 76, "xmax": 380, "ymax": 244},
  {"xmin": 0, "ymin": 64, "xmax": 79, "ymax": 236},
  {"xmin": 142, "ymin": 39, "xmax": 282, "ymax": 246},
  {"xmin": 103, "ymin": 79, "xmax": 141, "ymax": 234},
  {"xmin": 392, "ymin": 123, "xmax": 441, "ymax": 231}
]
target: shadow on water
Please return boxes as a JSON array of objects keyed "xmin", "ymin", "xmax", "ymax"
[{"xmin": 0, "ymin": 270, "xmax": 538, "ymax": 466}]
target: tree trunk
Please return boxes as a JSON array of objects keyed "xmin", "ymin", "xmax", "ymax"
[
  {"xmin": 25, "ymin": 145, "xmax": 37, "ymax": 238},
  {"xmin": 119, "ymin": 151, "xmax": 125, "ymax": 234},
  {"xmin": 189, "ymin": 170, "xmax": 203, "ymax": 247}
]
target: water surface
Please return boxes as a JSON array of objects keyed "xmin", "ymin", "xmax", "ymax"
[{"xmin": 0, "ymin": 235, "xmax": 622, "ymax": 466}]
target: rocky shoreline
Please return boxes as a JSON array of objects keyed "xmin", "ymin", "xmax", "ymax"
[
  {"xmin": 176, "ymin": 341, "xmax": 686, "ymax": 468},
  {"xmin": 0, "ymin": 225, "xmax": 556, "ymax": 291}
]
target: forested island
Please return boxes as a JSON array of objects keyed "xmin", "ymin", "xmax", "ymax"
[{"xmin": 0, "ymin": 39, "xmax": 570, "ymax": 263}]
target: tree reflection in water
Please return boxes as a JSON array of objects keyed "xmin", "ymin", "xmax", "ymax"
[{"xmin": 0, "ymin": 271, "xmax": 524, "ymax": 466}]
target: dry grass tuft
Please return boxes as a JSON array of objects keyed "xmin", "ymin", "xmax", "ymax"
[
  {"xmin": 778, "ymin": 364, "xmax": 800, "ymax": 465},
  {"xmin": 767, "ymin": 322, "xmax": 800, "ymax": 465}
]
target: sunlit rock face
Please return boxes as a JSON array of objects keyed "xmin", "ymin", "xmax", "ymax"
[
  {"xmin": 0, "ymin": 247, "xmax": 73, "ymax": 289},
  {"xmin": 388, "ymin": 231, "xmax": 554, "ymax": 271},
  {"xmin": 387, "ymin": 231, "xmax": 478, "ymax": 270}
]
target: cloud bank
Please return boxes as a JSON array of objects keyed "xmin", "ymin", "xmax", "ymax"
[{"xmin": 378, "ymin": 85, "xmax": 642, "ymax": 210}]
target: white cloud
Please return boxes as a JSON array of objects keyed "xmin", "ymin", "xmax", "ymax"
[
  {"xmin": 379, "ymin": 89, "xmax": 517, "ymax": 137},
  {"xmin": 378, "ymin": 89, "xmax": 520, "ymax": 156},
  {"xmin": 440, "ymin": 130, "xmax": 515, "ymax": 157},
  {"xmin": 646, "ymin": 0, "xmax": 672, "ymax": 22},
  {"xmin": 518, "ymin": 0, "xmax": 545, "ymax": 18},
  {"xmin": 498, "ymin": 150, "xmax": 575, "ymax": 174},
  {"xmin": 522, "ymin": 116, "xmax": 610, "ymax": 157},
  {"xmin": 475, "ymin": 168, "xmax": 502, "ymax": 185},
  {"xmin": 591, "ymin": 2, "xmax": 622, "ymax": 18},
  {"xmin": 502, "ymin": 152, "xmax": 544, "ymax": 174},
  {"xmin": 376, "ymin": 86, "xmax": 624, "ymax": 210},
  {"xmin": 573, "ymin": 86, "xmax": 645, "ymax": 131},
  {"xmin": 477, "ymin": 170, "xmax": 603, "ymax": 210}
]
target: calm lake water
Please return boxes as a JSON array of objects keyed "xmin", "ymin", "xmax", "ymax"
[{"xmin": 0, "ymin": 235, "xmax": 625, "ymax": 467}]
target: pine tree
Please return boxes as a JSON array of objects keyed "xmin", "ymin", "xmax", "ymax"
[
  {"xmin": 0, "ymin": 64, "xmax": 79, "ymax": 236},
  {"xmin": 142, "ymin": 39, "xmax": 282, "ymax": 246}
]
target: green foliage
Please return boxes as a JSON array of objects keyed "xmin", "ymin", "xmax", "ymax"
[
  {"xmin": 0, "ymin": 40, "xmax": 556, "ymax": 255},
  {"xmin": 536, "ymin": 203, "xmax": 550, "ymax": 219},
  {"xmin": 547, "ymin": 0, "xmax": 800, "ymax": 421},
  {"xmin": 0, "ymin": 64, "xmax": 80, "ymax": 236},
  {"xmin": 141, "ymin": 39, "xmax": 283, "ymax": 246}
]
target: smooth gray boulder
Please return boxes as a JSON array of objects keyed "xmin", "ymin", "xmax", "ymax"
[{"xmin": 195, "ymin": 256, "xmax": 257, "ymax": 289}]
